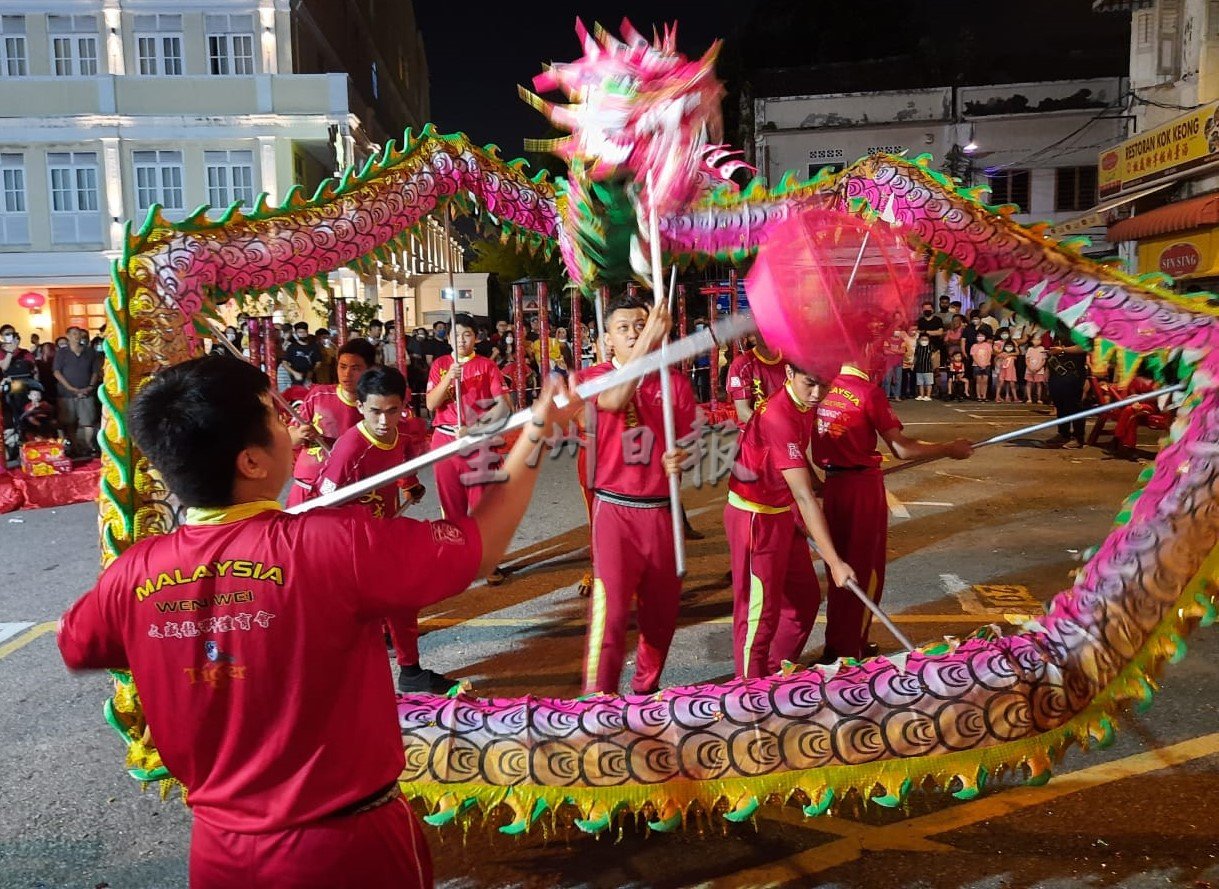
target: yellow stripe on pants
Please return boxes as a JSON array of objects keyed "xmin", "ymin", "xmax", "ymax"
[
  {"xmin": 585, "ymin": 578, "xmax": 607, "ymax": 689},
  {"xmin": 741, "ymin": 571, "xmax": 766, "ymax": 679}
]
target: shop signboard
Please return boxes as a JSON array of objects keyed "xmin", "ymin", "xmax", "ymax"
[{"xmin": 1098, "ymin": 101, "xmax": 1219, "ymax": 197}]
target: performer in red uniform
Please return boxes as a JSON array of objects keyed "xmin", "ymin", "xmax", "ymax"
[
  {"xmin": 425, "ymin": 313, "xmax": 510, "ymax": 583},
  {"xmin": 812, "ymin": 363, "xmax": 972, "ymax": 661},
  {"xmin": 726, "ymin": 365, "xmax": 855, "ymax": 678},
  {"xmin": 315, "ymin": 367, "xmax": 446, "ymax": 694},
  {"xmin": 580, "ymin": 295, "xmax": 697, "ymax": 695},
  {"xmin": 285, "ymin": 338, "xmax": 379, "ymax": 508},
  {"xmin": 58, "ymin": 356, "xmax": 576, "ymax": 889},
  {"xmin": 726, "ymin": 332, "xmax": 787, "ymax": 424}
]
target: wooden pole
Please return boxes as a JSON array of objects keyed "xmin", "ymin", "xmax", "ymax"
[
  {"xmin": 512, "ymin": 282, "xmax": 527, "ymax": 407},
  {"xmin": 537, "ymin": 280, "xmax": 551, "ymax": 379},
  {"xmin": 334, "ymin": 297, "xmax": 349, "ymax": 343},
  {"xmin": 261, "ymin": 317, "xmax": 277, "ymax": 388},
  {"xmin": 570, "ymin": 287, "xmax": 583, "ymax": 369}
]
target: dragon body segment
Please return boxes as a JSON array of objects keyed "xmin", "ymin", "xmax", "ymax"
[{"xmin": 98, "ymin": 128, "xmax": 1217, "ymax": 832}]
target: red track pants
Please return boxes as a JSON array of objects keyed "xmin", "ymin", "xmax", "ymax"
[
  {"xmin": 430, "ymin": 429, "xmax": 498, "ymax": 519},
  {"xmin": 190, "ymin": 796, "xmax": 432, "ymax": 889},
  {"xmin": 387, "ymin": 615, "xmax": 419, "ymax": 666},
  {"xmin": 822, "ymin": 468, "xmax": 888, "ymax": 659},
  {"xmin": 584, "ymin": 498, "xmax": 681, "ymax": 695},
  {"xmin": 725, "ymin": 502, "xmax": 821, "ymax": 678}
]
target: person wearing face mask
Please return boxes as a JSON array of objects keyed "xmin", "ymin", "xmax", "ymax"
[
  {"xmin": 52, "ymin": 326, "xmax": 101, "ymax": 458},
  {"xmin": 0, "ymin": 324, "xmax": 34, "ymax": 377},
  {"xmin": 900, "ymin": 324, "xmax": 918, "ymax": 398},
  {"xmin": 912, "ymin": 333, "xmax": 936, "ymax": 400},
  {"xmin": 423, "ymin": 321, "xmax": 453, "ymax": 368},
  {"xmin": 1042, "ymin": 328, "xmax": 1089, "ymax": 449},
  {"xmin": 995, "ymin": 340, "xmax": 1019, "ymax": 402},
  {"xmin": 970, "ymin": 331, "xmax": 993, "ymax": 401},
  {"xmin": 916, "ymin": 300, "xmax": 945, "ymax": 365},
  {"xmin": 992, "ymin": 328, "xmax": 1012, "ymax": 398},
  {"xmin": 283, "ymin": 322, "xmax": 321, "ymax": 388},
  {"xmin": 210, "ymin": 326, "xmax": 243, "ymax": 358}
]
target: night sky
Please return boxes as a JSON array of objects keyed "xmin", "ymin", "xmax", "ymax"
[
  {"xmin": 412, "ymin": 0, "xmax": 1130, "ymax": 158},
  {"xmin": 412, "ymin": 1, "xmax": 756, "ymax": 155}
]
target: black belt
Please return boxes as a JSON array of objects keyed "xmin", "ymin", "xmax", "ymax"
[
  {"xmin": 594, "ymin": 489, "xmax": 670, "ymax": 509},
  {"xmin": 327, "ymin": 782, "xmax": 401, "ymax": 819},
  {"xmin": 824, "ymin": 465, "xmax": 870, "ymax": 474}
]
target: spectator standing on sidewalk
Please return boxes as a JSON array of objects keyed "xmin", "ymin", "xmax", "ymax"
[
  {"xmin": 52, "ymin": 326, "xmax": 101, "ymax": 458},
  {"xmin": 1025, "ymin": 339, "xmax": 1048, "ymax": 404},
  {"xmin": 970, "ymin": 332, "xmax": 993, "ymax": 402},
  {"xmin": 1043, "ymin": 330, "xmax": 1089, "ymax": 449},
  {"xmin": 912, "ymin": 333, "xmax": 936, "ymax": 401}
]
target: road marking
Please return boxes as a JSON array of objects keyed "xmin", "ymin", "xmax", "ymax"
[
  {"xmin": 885, "ymin": 490, "xmax": 910, "ymax": 518},
  {"xmin": 708, "ymin": 731, "xmax": 1219, "ymax": 888},
  {"xmin": 903, "ymin": 421, "xmax": 1002, "ymax": 426},
  {"xmin": 940, "ymin": 576, "xmax": 1044, "ymax": 616},
  {"xmin": 0, "ymin": 622, "xmax": 34, "ymax": 645},
  {"xmin": 934, "ymin": 470, "xmax": 1012, "ymax": 485},
  {"xmin": 903, "ymin": 501, "xmax": 954, "ymax": 507},
  {"xmin": 941, "ymin": 573, "xmax": 983, "ymax": 613},
  {"xmin": 0, "ymin": 621, "xmax": 56, "ymax": 660},
  {"xmin": 418, "ymin": 612, "xmax": 1015, "ymax": 630},
  {"xmin": 971, "ymin": 582, "xmax": 1043, "ymax": 613}
]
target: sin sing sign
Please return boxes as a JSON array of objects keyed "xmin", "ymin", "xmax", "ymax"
[{"xmin": 1159, "ymin": 242, "xmax": 1202, "ymax": 277}]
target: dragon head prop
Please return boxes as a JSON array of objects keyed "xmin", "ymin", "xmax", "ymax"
[{"xmin": 522, "ymin": 19, "xmax": 725, "ymax": 291}]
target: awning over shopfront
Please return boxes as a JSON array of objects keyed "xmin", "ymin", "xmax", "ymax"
[{"xmin": 1107, "ymin": 192, "xmax": 1219, "ymax": 243}]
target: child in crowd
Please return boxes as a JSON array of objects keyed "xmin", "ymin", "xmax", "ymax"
[
  {"xmin": 947, "ymin": 353, "xmax": 968, "ymax": 401},
  {"xmin": 970, "ymin": 332, "xmax": 993, "ymax": 401},
  {"xmin": 912, "ymin": 333, "xmax": 936, "ymax": 401},
  {"xmin": 20, "ymin": 388, "xmax": 57, "ymax": 439},
  {"xmin": 901, "ymin": 323, "xmax": 918, "ymax": 399},
  {"xmin": 1024, "ymin": 339, "xmax": 1048, "ymax": 404},
  {"xmin": 995, "ymin": 341, "xmax": 1019, "ymax": 402}
]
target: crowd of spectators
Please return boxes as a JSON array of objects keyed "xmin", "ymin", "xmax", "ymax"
[
  {"xmin": 889, "ymin": 294, "xmax": 1060, "ymax": 405},
  {"xmin": 4, "ymin": 289, "xmax": 1162, "ymax": 467},
  {"xmin": 1, "ymin": 322, "xmax": 105, "ymax": 463},
  {"xmin": 225, "ymin": 311, "xmax": 598, "ymax": 419}
]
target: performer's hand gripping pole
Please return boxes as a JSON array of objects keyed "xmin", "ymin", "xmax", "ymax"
[
  {"xmin": 646, "ymin": 174, "xmax": 687, "ymax": 578},
  {"xmin": 806, "ymin": 539, "xmax": 916, "ymax": 653},
  {"xmin": 883, "ymin": 383, "xmax": 1185, "ymax": 476},
  {"xmin": 289, "ymin": 315, "xmax": 756, "ymax": 514},
  {"xmin": 206, "ymin": 319, "xmax": 331, "ymax": 456}
]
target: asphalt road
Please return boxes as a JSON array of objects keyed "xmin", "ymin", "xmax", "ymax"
[{"xmin": 1, "ymin": 399, "xmax": 1217, "ymax": 889}]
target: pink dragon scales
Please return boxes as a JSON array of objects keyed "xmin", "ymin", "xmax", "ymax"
[{"xmin": 98, "ymin": 22, "xmax": 1217, "ymax": 835}]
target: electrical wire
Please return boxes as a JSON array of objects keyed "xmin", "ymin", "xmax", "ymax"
[{"xmin": 979, "ymin": 90, "xmax": 1136, "ymax": 174}]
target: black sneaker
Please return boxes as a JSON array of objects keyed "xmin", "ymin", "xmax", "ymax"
[{"xmin": 397, "ymin": 668, "xmax": 459, "ymax": 695}]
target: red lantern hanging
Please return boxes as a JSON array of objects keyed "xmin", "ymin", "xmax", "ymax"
[{"xmin": 18, "ymin": 291, "xmax": 46, "ymax": 311}]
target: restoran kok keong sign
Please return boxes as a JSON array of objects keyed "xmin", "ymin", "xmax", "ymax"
[{"xmin": 1099, "ymin": 101, "xmax": 1219, "ymax": 197}]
